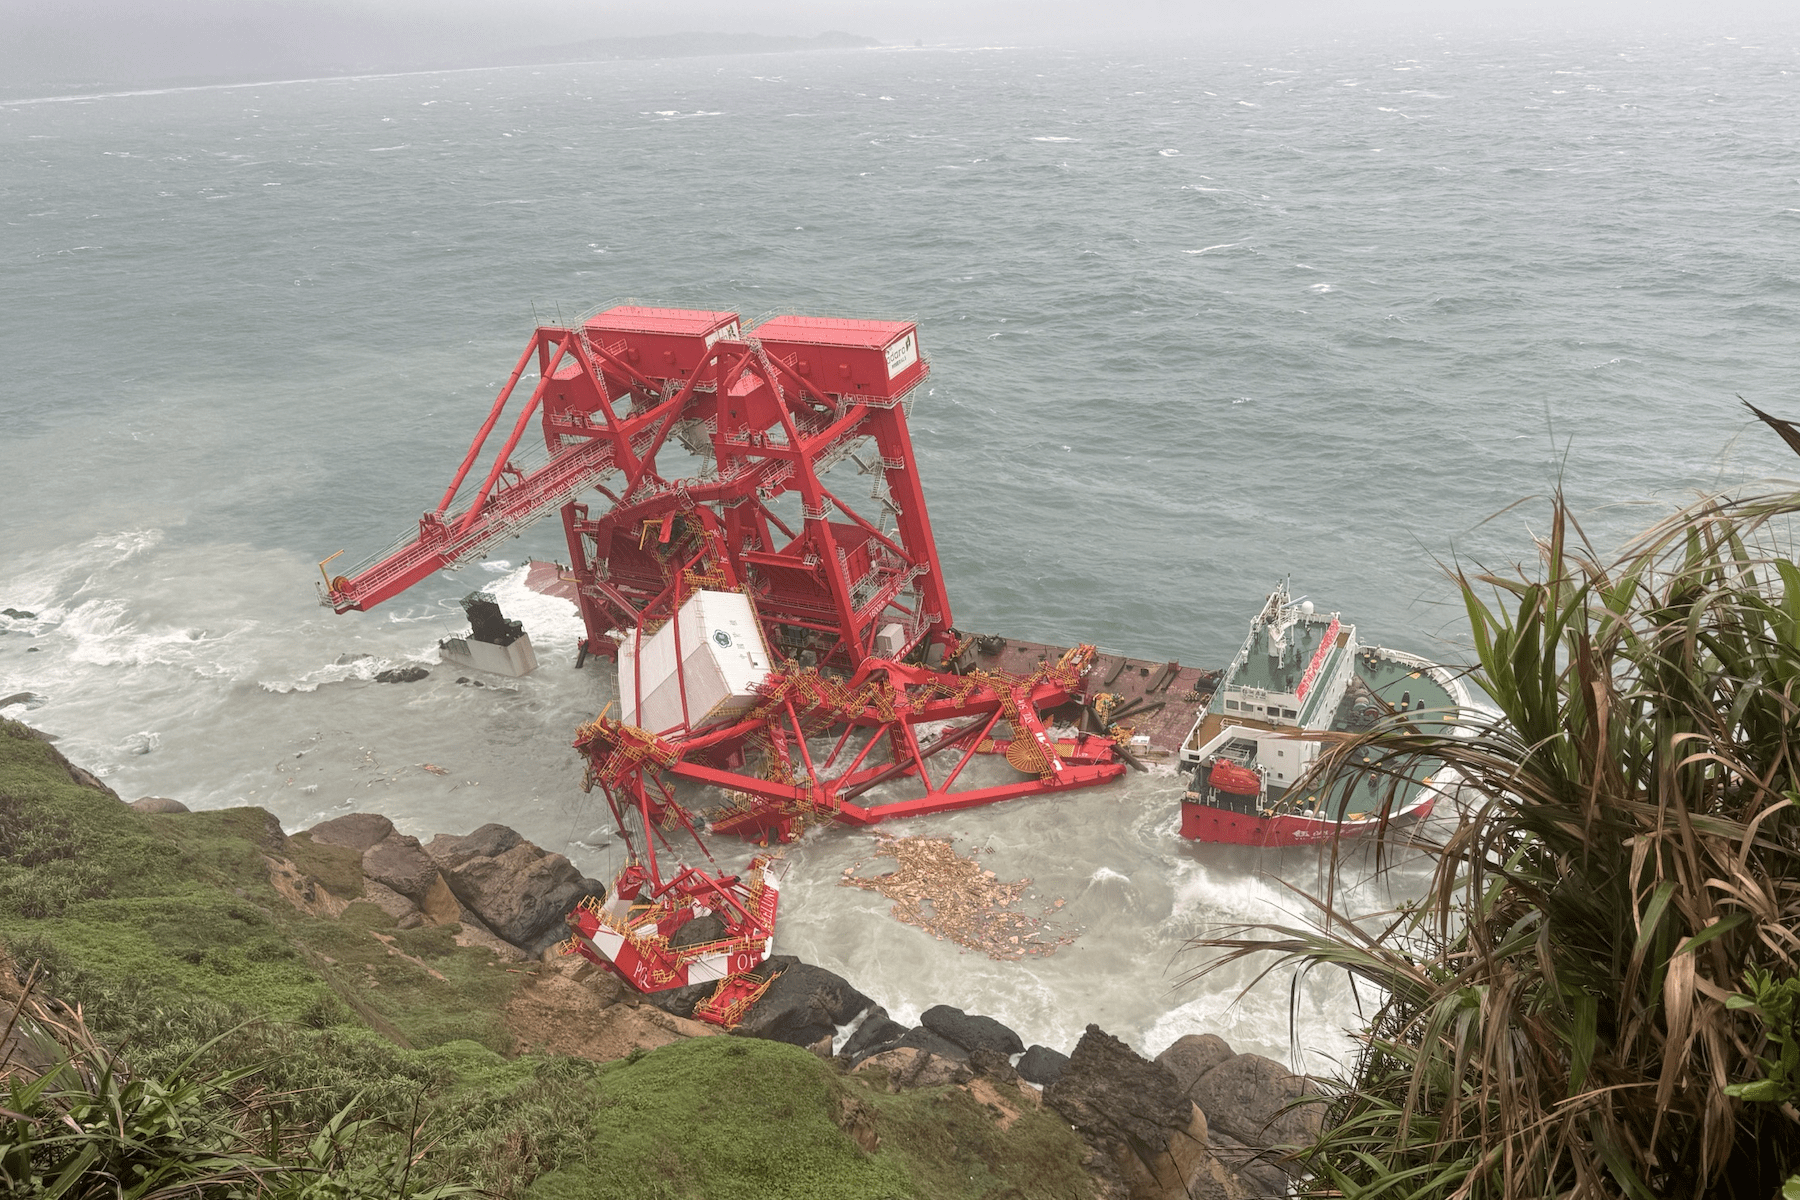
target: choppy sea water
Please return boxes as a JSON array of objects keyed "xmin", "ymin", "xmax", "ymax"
[{"xmin": 4, "ymin": 24, "xmax": 1799, "ymax": 1070}]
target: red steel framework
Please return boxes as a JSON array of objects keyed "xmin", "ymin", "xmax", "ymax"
[
  {"xmin": 325, "ymin": 306, "xmax": 954, "ymax": 672},
  {"xmin": 324, "ymin": 306, "xmax": 1130, "ymax": 994}
]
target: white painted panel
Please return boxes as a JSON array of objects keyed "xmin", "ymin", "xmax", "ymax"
[{"xmin": 619, "ymin": 590, "xmax": 773, "ymax": 734}]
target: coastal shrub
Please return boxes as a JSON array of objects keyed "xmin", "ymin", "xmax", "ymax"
[
  {"xmin": 416, "ymin": 1051, "xmax": 611, "ymax": 1196},
  {"xmin": 870, "ymin": 1083, "xmax": 1094, "ymax": 1200},
  {"xmin": 527, "ymin": 1037, "xmax": 914, "ymax": 1200},
  {"xmin": 524, "ymin": 1037, "xmax": 1095, "ymax": 1200},
  {"xmin": 0, "ymin": 959, "xmax": 477, "ymax": 1200},
  {"xmin": 1192, "ymin": 454, "xmax": 1800, "ymax": 1198}
]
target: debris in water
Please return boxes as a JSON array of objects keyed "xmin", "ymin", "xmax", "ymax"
[
  {"xmin": 418, "ymin": 763, "xmax": 449, "ymax": 775},
  {"xmin": 839, "ymin": 834, "xmax": 1076, "ymax": 961}
]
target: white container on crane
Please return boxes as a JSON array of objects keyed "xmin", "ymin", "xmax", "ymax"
[{"xmin": 618, "ymin": 590, "xmax": 772, "ymax": 734}]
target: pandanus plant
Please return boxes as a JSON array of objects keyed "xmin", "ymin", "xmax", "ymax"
[
  {"xmin": 1, "ymin": 957, "xmax": 479, "ymax": 1200},
  {"xmin": 1190, "ymin": 405, "xmax": 1800, "ymax": 1200}
]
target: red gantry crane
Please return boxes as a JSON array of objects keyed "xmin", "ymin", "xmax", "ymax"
[{"xmin": 323, "ymin": 306, "xmax": 1130, "ymax": 1002}]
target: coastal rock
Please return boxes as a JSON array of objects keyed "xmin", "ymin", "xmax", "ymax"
[
  {"xmin": 358, "ymin": 879, "xmax": 426, "ymax": 928},
  {"xmin": 920, "ymin": 1003, "xmax": 1024, "ymax": 1056},
  {"xmin": 457, "ymin": 848, "xmax": 603, "ymax": 953},
  {"xmin": 646, "ymin": 980, "xmax": 719, "ymax": 1021},
  {"xmin": 894, "ymin": 1026, "xmax": 969, "ymax": 1062},
  {"xmin": 425, "ymin": 823, "xmax": 522, "ymax": 870},
  {"xmin": 362, "ymin": 832, "xmax": 439, "ymax": 902},
  {"xmin": 306, "ymin": 812, "xmax": 395, "ymax": 853},
  {"xmin": 426, "ymin": 825, "xmax": 603, "ymax": 954},
  {"xmin": 1170, "ymin": 1108, "xmax": 1254, "ymax": 1200},
  {"xmin": 1045, "ymin": 1025, "xmax": 1191, "ymax": 1196},
  {"xmin": 131, "ymin": 796, "xmax": 189, "ymax": 814},
  {"xmin": 733, "ymin": 956, "xmax": 872, "ymax": 1048},
  {"xmin": 840, "ymin": 1007, "xmax": 908, "ymax": 1062},
  {"xmin": 1206, "ymin": 1130, "xmax": 1298, "ymax": 1197},
  {"xmin": 447, "ymin": 902, "xmax": 528, "ymax": 961},
  {"xmin": 1156, "ymin": 1033, "xmax": 1236, "ymax": 1098},
  {"xmin": 968, "ymin": 1047, "xmax": 1021, "ymax": 1084},
  {"xmin": 418, "ymin": 874, "xmax": 462, "ymax": 925},
  {"xmin": 240, "ymin": 808, "xmax": 289, "ymax": 850},
  {"xmin": 1018, "ymin": 1043, "xmax": 1071, "ymax": 1086},
  {"xmin": 1188, "ymin": 1053, "xmax": 1323, "ymax": 1153},
  {"xmin": 854, "ymin": 1046, "xmax": 974, "ymax": 1091},
  {"xmin": 374, "ymin": 665, "xmax": 429, "ymax": 684},
  {"xmin": 668, "ymin": 910, "xmax": 727, "ymax": 950}
]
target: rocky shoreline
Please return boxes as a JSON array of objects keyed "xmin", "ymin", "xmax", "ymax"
[
  {"xmin": 18, "ymin": 722, "xmax": 1323, "ymax": 1200},
  {"xmin": 286, "ymin": 805, "xmax": 1324, "ymax": 1200}
]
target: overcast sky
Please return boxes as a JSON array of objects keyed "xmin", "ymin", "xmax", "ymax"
[{"xmin": 2, "ymin": 0, "xmax": 1793, "ymax": 93}]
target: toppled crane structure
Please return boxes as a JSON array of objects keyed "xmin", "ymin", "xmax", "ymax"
[
  {"xmin": 439, "ymin": 591, "xmax": 538, "ymax": 677},
  {"xmin": 322, "ymin": 306, "xmax": 1137, "ymax": 1003}
]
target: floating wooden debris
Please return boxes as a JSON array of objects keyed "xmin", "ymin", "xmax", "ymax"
[
  {"xmin": 839, "ymin": 835, "xmax": 1076, "ymax": 961},
  {"xmin": 417, "ymin": 763, "xmax": 450, "ymax": 776}
]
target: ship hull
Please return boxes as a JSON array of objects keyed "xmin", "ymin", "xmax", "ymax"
[{"xmin": 1180, "ymin": 794, "xmax": 1436, "ymax": 845}]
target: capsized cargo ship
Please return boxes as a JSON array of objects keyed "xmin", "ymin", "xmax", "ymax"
[{"xmin": 1176, "ymin": 581, "xmax": 1471, "ymax": 846}]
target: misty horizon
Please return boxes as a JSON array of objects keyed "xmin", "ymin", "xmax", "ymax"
[{"xmin": 2, "ymin": 0, "xmax": 1795, "ymax": 98}]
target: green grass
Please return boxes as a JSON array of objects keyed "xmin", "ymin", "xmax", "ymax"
[
  {"xmin": 286, "ymin": 830, "xmax": 366, "ymax": 898},
  {"xmin": 1, "ymin": 717, "xmax": 1099, "ymax": 1198},
  {"xmin": 872, "ymin": 1083, "xmax": 1094, "ymax": 1200},
  {"xmin": 527, "ymin": 1038, "xmax": 1095, "ymax": 1200},
  {"xmin": 530, "ymin": 1038, "xmax": 914, "ymax": 1200}
]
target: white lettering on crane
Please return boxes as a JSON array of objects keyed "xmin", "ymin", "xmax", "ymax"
[{"xmin": 883, "ymin": 331, "xmax": 918, "ymax": 378}]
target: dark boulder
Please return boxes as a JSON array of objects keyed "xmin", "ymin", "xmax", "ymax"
[
  {"xmin": 733, "ymin": 956, "xmax": 872, "ymax": 1048},
  {"xmin": 306, "ymin": 812, "xmax": 395, "ymax": 852},
  {"xmin": 426, "ymin": 826, "xmax": 604, "ymax": 954},
  {"xmin": 894, "ymin": 1026, "xmax": 969, "ymax": 1062},
  {"xmin": 645, "ymin": 979, "xmax": 719, "ymax": 1020},
  {"xmin": 375, "ymin": 665, "xmax": 429, "ymax": 683},
  {"xmin": 1188, "ymin": 1053, "xmax": 1323, "ymax": 1152},
  {"xmin": 1018, "ymin": 1043, "xmax": 1071, "ymax": 1086},
  {"xmin": 668, "ymin": 910, "xmax": 727, "ymax": 950},
  {"xmin": 362, "ymin": 832, "xmax": 440, "ymax": 902},
  {"xmin": 968, "ymin": 1047, "xmax": 1020, "ymax": 1084},
  {"xmin": 1045, "ymin": 1024, "xmax": 1190, "ymax": 1176},
  {"xmin": 1156, "ymin": 1033, "xmax": 1236, "ymax": 1098},
  {"xmin": 841, "ymin": 1008, "xmax": 908, "ymax": 1063},
  {"xmin": 425, "ymin": 823, "xmax": 523, "ymax": 870},
  {"xmin": 920, "ymin": 1003, "xmax": 1024, "ymax": 1056}
]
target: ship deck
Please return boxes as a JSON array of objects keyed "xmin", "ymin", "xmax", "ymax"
[
  {"xmin": 1182, "ymin": 646, "xmax": 1461, "ymax": 819},
  {"xmin": 527, "ymin": 561, "xmax": 1221, "ymax": 762},
  {"xmin": 948, "ymin": 635, "xmax": 1219, "ymax": 761}
]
